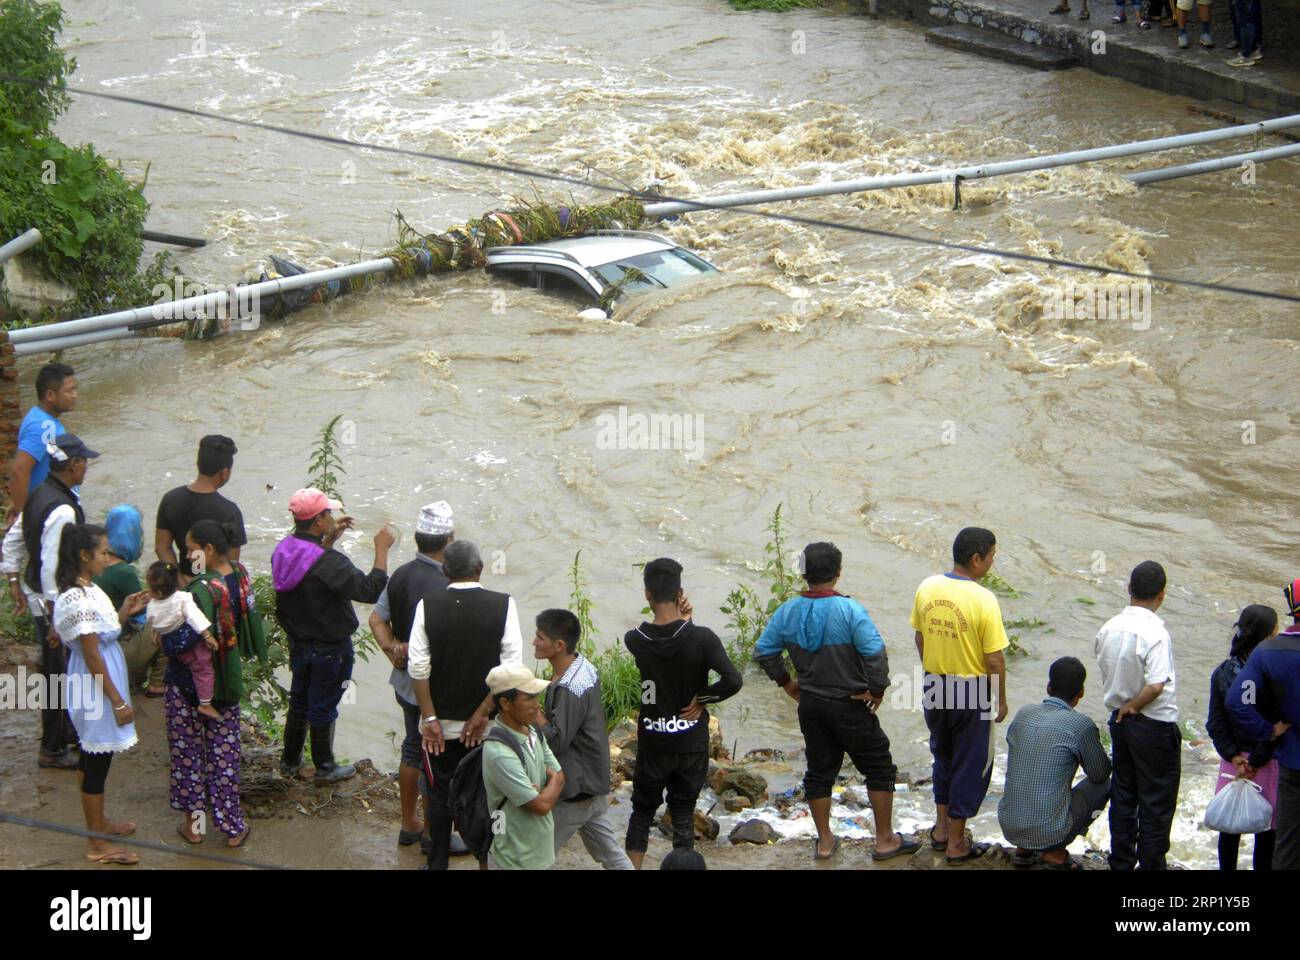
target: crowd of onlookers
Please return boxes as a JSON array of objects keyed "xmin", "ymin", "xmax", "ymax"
[
  {"xmin": 1048, "ymin": 0, "xmax": 1264, "ymax": 66},
  {"xmin": 7, "ymin": 361, "xmax": 1299, "ymax": 870}
]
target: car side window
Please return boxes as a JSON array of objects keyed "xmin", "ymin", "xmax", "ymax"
[
  {"xmin": 487, "ymin": 263, "xmax": 535, "ymax": 288},
  {"xmin": 535, "ymin": 266, "xmax": 599, "ymax": 305}
]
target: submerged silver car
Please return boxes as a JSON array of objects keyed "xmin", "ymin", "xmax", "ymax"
[{"xmin": 484, "ymin": 230, "xmax": 719, "ymax": 313}]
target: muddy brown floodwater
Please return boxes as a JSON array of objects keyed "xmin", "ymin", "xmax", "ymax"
[{"xmin": 17, "ymin": 0, "xmax": 1299, "ymax": 867}]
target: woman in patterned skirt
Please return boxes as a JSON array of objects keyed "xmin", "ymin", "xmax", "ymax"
[{"xmin": 166, "ymin": 518, "xmax": 267, "ymax": 848}]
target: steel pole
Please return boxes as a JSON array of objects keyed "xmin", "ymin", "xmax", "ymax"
[
  {"xmin": 1126, "ymin": 142, "xmax": 1300, "ymax": 185},
  {"xmin": 642, "ymin": 113, "xmax": 1300, "ymax": 217},
  {"xmin": 8, "ymin": 258, "xmax": 397, "ymax": 346},
  {"xmin": 0, "ymin": 228, "xmax": 42, "ymax": 264}
]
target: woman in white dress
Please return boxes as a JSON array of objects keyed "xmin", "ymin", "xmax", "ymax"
[{"xmin": 52, "ymin": 522, "xmax": 150, "ymax": 864}]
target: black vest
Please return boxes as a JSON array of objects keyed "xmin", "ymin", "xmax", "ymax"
[
  {"xmin": 386, "ymin": 556, "xmax": 448, "ymax": 644},
  {"xmin": 424, "ymin": 586, "xmax": 510, "ymax": 719},
  {"xmin": 22, "ymin": 475, "xmax": 84, "ymax": 594}
]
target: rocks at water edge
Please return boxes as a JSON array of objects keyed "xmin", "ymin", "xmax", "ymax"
[
  {"xmin": 729, "ymin": 819, "xmax": 777, "ymax": 845},
  {"xmin": 708, "ymin": 763, "xmax": 769, "ymax": 805},
  {"xmin": 657, "ymin": 809, "xmax": 720, "ymax": 842}
]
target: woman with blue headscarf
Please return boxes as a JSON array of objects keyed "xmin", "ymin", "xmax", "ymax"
[{"xmin": 94, "ymin": 505, "xmax": 164, "ymax": 695}]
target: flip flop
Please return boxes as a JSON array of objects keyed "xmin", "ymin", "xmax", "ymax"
[
  {"xmin": 928, "ymin": 826, "xmax": 947, "ymax": 851},
  {"xmin": 176, "ymin": 825, "xmax": 203, "ymax": 845},
  {"xmin": 87, "ymin": 849, "xmax": 139, "ymax": 865},
  {"xmin": 1042, "ymin": 854, "xmax": 1083, "ymax": 870},
  {"xmin": 872, "ymin": 837, "xmax": 922, "ymax": 861},
  {"xmin": 144, "ymin": 688, "xmax": 166, "ymax": 699},
  {"xmin": 946, "ymin": 841, "xmax": 992, "ymax": 865},
  {"xmin": 227, "ymin": 825, "xmax": 251, "ymax": 848},
  {"xmin": 1012, "ymin": 848, "xmax": 1038, "ymax": 868},
  {"xmin": 398, "ymin": 828, "xmax": 422, "ymax": 846},
  {"xmin": 813, "ymin": 836, "xmax": 841, "ymax": 860}
]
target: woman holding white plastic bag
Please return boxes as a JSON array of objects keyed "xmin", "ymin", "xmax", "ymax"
[{"xmin": 1205, "ymin": 605, "xmax": 1292, "ymax": 869}]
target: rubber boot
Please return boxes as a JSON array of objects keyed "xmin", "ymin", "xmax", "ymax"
[
  {"xmin": 311, "ymin": 722, "xmax": 356, "ymax": 785},
  {"xmin": 281, "ymin": 709, "xmax": 308, "ymax": 777}
]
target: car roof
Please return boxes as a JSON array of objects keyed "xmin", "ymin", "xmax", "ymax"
[{"xmin": 485, "ymin": 231, "xmax": 677, "ymax": 269}]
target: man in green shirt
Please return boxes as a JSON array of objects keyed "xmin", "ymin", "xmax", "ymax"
[{"xmin": 482, "ymin": 664, "xmax": 565, "ymax": 870}]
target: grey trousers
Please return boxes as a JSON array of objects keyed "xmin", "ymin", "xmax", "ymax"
[{"xmin": 553, "ymin": 794, "xmax": 634, "ymax": 870}]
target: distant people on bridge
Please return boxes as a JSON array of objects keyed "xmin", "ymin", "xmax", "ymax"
[
  {"xmin": 1225, "ymin": 0, "xmax": 1263, "ymax": 66},
  {"xmin": 1174, "ymin": 0, "xmax": 1213, "ymax": 48},
  {"xmin": 1095, "ymin": 560, "xmax": 1180, "ymax": 870},
  {"xmin": 911, "ymin": 527, "xmax": 1009, "ymax": 865},
  {"xmin": 1048, "ymin": 0, "xmax": 1090, "ymax": 22},
  {"xmin": 999, "ymin": 657, "xmax": 1111, "ymax": 870},
  {"xmin": 1207, "ymin": 605, "xmax": 1282, "ymax": 870},
  {"xmin": 756, "ymin": 541, "xmax": 917, "ymax": 863},
  {"xmin": 624, "ymin": 558, "xmax": 741, "ymax": 869},
  {"xmin": 1228, "ymin": 581, "xmax": 1300, "ymax": 870}
]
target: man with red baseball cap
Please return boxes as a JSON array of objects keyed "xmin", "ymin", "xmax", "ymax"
[
  {"xmin": 1228, "ymin": 578, "xmax": 1300, "ymax": 869},
  {"xmin": 272, "ymin": 488, "xmax": 394, "ymax": 783}
]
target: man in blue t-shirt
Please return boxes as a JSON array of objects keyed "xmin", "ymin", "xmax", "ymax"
[{"xmin": 6, "ymin": 362, "xmax": 77, "ymax": 525}]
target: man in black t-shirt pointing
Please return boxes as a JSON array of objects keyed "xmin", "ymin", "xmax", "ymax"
[{"xmin": 155, "ymin": 435, "xmax": 247, "ymax": 580}]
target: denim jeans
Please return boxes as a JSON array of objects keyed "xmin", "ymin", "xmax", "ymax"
[{"xmin": 288, "ymin": 638, "xmax": 355, "ymax": 727}]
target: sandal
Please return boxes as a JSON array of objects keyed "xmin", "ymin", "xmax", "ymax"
[
  {"xmin": 1042, "ymin": 854, "xmax": 1083, "ymax": 870},
  {"xmin": 928, "ymin": 826, "xmax": 947, "ymax": 851},
  {"xmin": 872, "ymin": 837, "xmax": 922, "ymax": 861},
  {"xmin": 87, "ymin": 849, "xmax": 139, "ymax": 865},
  {"xmin": 946, "ymin": 841, "xmax": 992, "ymax": 865},
  {"xmin": 1013, "ymin": 848, "xmax": 1038, "ymax": 868},
  {"xmin": 398, "ymin": 828, "xmax": 422, "ymax": 846},
  {"xmin": 176, "ymin": 825, "xmax": 203, "ymax": 845},
  {"xmin": 813, "ymin": 836, "xmax": 841, "ymax": 860},
  {"xmin": 227, "ymin": 825, "xmax": 251, "ymax": 848},
  {"xmin": 1112, "ymin": 13, "xmax": 1127, "ymax": 22},
  {"xmin": 1139, "ymin": 18, "xmax": 1152, "ymax": 27}
]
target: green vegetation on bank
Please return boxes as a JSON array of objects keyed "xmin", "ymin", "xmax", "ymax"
[{"xmin": 0, "ymin": 0, "xmax": 176, "ymax": 319}]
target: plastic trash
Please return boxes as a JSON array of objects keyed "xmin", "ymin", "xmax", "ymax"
[{"xmin": 1203, "ymin": 776, "xmax": 1273, "ymax": 835}]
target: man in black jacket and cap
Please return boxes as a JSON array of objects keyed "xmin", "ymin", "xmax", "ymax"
[{"xmin": 272, "ymin": 487, "xmax": 393, "ymax": 784}]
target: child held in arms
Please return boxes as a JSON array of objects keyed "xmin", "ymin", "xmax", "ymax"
[{"xmin": 145, "ymin": 561, "xmax": 221, "ymax": 719}]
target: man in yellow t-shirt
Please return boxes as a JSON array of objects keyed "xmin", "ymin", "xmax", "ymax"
[{"xmin": 910, "ymin": 527, "xmax": 1009, "ymax": 865}]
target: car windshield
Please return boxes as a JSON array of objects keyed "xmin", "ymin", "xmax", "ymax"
[{"xmin": 591, "ymin": 248, "xmax": 716, "ymax": 294}]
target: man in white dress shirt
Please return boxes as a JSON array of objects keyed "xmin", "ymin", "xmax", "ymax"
[
  {"xmin": 1094, "ymin": 560, "xmax": 1180, "ymax": 871},
  {"xmin": 408, "ymin": 539, "xmax": 522, "ymax": 869}
]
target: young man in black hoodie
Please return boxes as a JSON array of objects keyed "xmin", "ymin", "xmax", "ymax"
[{"xmin": 624, "ymin": 558, "xmax": 742, "ymax": 869}]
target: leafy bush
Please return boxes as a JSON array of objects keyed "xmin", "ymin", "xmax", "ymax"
[
  {"xmin": 0, "ymin": 0, "xmax": 176, "ymax": 317},
  {"xmin": 721, "ymin": 503, "xmax": 803, "ymax": 667}
]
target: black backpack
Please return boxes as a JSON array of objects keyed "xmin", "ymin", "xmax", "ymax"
[{"xmin": 447, "ymin": 727, "xmax": 530, "ymax": 861}]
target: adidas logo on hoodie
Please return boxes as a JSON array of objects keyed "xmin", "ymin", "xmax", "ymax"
[{"xmin": 642, "ymin": 715, "xmax": 699, "ymax": 734}]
